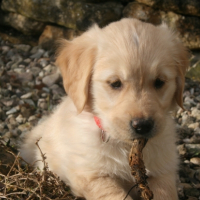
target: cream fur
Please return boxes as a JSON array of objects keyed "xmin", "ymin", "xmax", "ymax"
[{"xmin": 20, "ymin": 18, "xmax": 189, "ymax": 200}]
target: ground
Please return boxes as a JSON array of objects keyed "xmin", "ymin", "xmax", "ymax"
[{"xmin": 0, "ymin": 38, "xmax": 200, "ymax": 199}]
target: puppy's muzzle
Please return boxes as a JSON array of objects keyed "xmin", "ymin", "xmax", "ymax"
[{"xmin": 130, "ymin": 118, "xmax": 154, "ymax": 137}]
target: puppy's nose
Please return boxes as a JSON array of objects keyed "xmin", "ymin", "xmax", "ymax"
[{"xmin": 131, "ymin": 118, "xmax": 154, "ymax": 135}]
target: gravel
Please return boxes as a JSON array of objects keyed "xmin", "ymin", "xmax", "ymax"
[
  {"xmin": 0, "ymin": 38, "xmax": 200, "ymax": 200},
  {"xmin": 0, "ymin": 38, "xmax": 64, "ymax": 144}
]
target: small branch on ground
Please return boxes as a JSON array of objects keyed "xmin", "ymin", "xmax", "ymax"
[{"xmin": 0, "ymin": 138, "xmax": 82, "ymax": 200}]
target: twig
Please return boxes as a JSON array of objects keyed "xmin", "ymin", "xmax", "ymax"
[
  {"xmin": 6, "ymin": 191, "xmax": 26, "ymax": 196},
  {"xmin": 35, "ymin": 138, "xmax": 48, "ymax": 198},
  {"xmin": 35, "ymin": 138, "xmax": 48, "ymax": 172},
  {"xmin": 7, "ymin": 152, "xmax": 20, "ymax": 177},
  {"xmin": 0, "ymin": 138, "xmax": 79, "ymax": 200},
  {"xmin": 123, "ymin": 184, "xmax": 137, "ymax": 200}
]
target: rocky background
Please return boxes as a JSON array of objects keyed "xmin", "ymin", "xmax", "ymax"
[
  {"xmin": 0, "ymin": 0, "xmax": 200, "ymax": 200},
  {"xmin": 0, "ymin": 0, "xmax": 200, "ymax": 51}
]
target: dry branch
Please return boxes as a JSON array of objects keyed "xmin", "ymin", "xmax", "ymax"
[
  {"xmin": 0, "ymin": 138, "xmax": 81, "ymax": 200},
  {"xmin": 129, "ymin": 138, "xmax": 153, "ymax": 200}
]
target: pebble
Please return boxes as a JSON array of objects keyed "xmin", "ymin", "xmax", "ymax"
[
  {"xmin": 3, "ymin": 132, "xmax": 12, "ymax": 139},
  {"xmin": 41, "ymin": 93, "xmax": 47, "ymax": 98},
  {"xmin": 180, "ymin": 183, "xmax": 192, "ymax": 189},
  {"xmin": 17, "ymin": 72, "xmax": 33, "ymax": 82},
  {"xmin": 39, "ymin": 71, "xmax": 44, "ymax": 77},
  {"xmin": 53, "ymin": 93, "xmax": 61, "ymax": 100},
  {"xmin": 8, "ymin": 116, "xmax": 17, "ymax": 126},
  {"xmin": 0, "ymin": 123, "xmax": 6, "ymax": 132},
  {"xmin": 1, "ymin": 99, "xmax": 15, "ymax": 107},
  {"xmin": 185, "ymin": 144, "xmax": 200, "ymax": 157},
  {"xmin": 42, "ymin": 72, "xmax": 60, "ymax": 87},
  {"xmin": 30, "ymin": 46, "xmax": 40, "ymax": 54},
  {"xmin": 14, "ymin": 44, "xmax": 31, "ymax": 52},
  {"xmin": 190, "ymin": 88, "xmax": 194, "ymax": 95},
  {"xmin": 43, "ymin": 51, "xmax": 50, "ymax": 58},
  {"xmin": 16, "ymin": 114, "xmax": 26, "ymax": 124},
  {"xmin": 44, "ymin": 64, "xmax": 55, "ymax": 73},
  {"xmin": 30, "ymin": 49, "xmax": 45, "ymax": 59},
  {"xmin": 29, "ymin": 66, "xmax": 42, "ymax": 77},
  {"xmin": 186, "ymin": 135, "xmax": 200, "ymax": 144},
  {"xmin": 181, "ymin": 112, "xmax": 191, "ymax": 125},
  {"xmin": 1, "ymin": 45, "xmax": 10, "ymax": 53},
  {"xmin": 6, "ymin": 49, "xmax": 15, "ymax": 58},
  {"xmin": 6, "ymin": 106, "xmax": 19, "ymax": 115},
  {"xmin": 21, "ymin": 92, "xmax": 32, "ymax": 99},
  {"xmin": 7, "ymin": 84, "xmax": 12, "ymax": 91},
  {"xmin": 177, "ymin": 144, "xmax": 187, "ymax": 156},
  {"xmin": 195, "ymin": 95, "xmax": 200, "ymax": 102},
  {"xmin": 50, "ymin": 84, "xmax": 64, "ymax": 96},
  {"xmin": 19, "ymin": 64, "xmax": 26, "ymax": 68},
  {"xmin": 6, "ymin": 60, "xmax": 14, "ymax": 68},
  {"xmin": 27, "ymin": 81, "xmax": 35, "ymax": 88},
  {"xmin": 23, "ymin": 99, "xmax": 35, "ymax": 107},
  {"xmin": 188, "ymin": 122, "xmax": 199, "ymax": 130},
  {"xmin": 11, "ymin": 54, "xmax": 23, "ymax": 63},
  {"xmin": 190, "ymin": 158, "xmax": 200, "ymax": 166},
  {"xmin": 14, "ymin": 68, "xmax": 25, "ymax": 73},
  {"xmin": 195, "ymin": 131, "xmax": 200, "ymax": 138},
  {"xmin": 184, "ymin": 96, "xmax": 197, "ymax": 106},
  {"xmin": 35, "ymin": 76, "xmax": 42, "ymax": 85},
  {"xmin": 191, "ymin": 107, "xmax": 200, "ymax": 120},
  {"xmin": 196, "ymin": 103, "xmax": 200, "ymax": 109},
  {"xmin": 18, "ymin": 123, "xmax": 32, "ymax": 133},
  {"xmin": 42, "ymin": 87, "xmax": 50, "ymax": 93},
  {"xmin": 11, "ymin": 129, "xmax": 22, "ymax": 138},
  {"xmin": 37, "ymin": 99, "xmax": 48, "ymax": 109},
  {"xmin": 28, "ymin": 115, "xmax": 36, "ymax": 122},
  {"xmin": 23, "ymin": 58, "xmax": 32, "ymax": 63},
  {"xmin": 39, "ymin": 58, "xmax": 48, "ymax": 67}
]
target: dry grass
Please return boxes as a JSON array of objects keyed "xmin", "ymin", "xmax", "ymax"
[{"xmin": 0, "ymin": 138, "xmax": 82, "ymax": 200}]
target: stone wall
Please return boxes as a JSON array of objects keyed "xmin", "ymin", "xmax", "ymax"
[{"xmin": 0, "ymin": 0, "xmax": 200, "ymax": 50}]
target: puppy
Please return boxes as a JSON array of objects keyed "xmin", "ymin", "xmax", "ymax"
[{"xmin": 20, "ymin": 18, "xmax": 189, "ymax": 200}]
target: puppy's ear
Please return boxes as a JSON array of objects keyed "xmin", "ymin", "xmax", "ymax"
[
  {"xmin": 160, "ymin": 24, "xmax": 190, "ymax": 109},
  {"xmin": 56, "ymin": 36, "xmax": 96, "ymax": 113},
  {"xmin": 173, "ymin": 40, "xmax": 189, "ymax": 109}
]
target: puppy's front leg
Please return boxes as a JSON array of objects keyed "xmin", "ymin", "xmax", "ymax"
[
  {"xmin": 148, "ymin": 173, "xmax": 178, "ymax": 200},
  {"xmin": 82, "ymin": 176, "xmax": 133, "ymax": 200}
]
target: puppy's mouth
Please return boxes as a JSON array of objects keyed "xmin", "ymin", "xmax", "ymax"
[{"xmin": 132, "ymin": 130, "xmax": 156, "ymax": 140}]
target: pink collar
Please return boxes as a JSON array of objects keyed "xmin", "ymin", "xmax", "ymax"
[
  {"xmin": 94, "ymin": 116, "xmax": 109, "ymax": 143},
  {"xmin": 94, "ymin": 116, "xmax": 104, "ymax": 130}
]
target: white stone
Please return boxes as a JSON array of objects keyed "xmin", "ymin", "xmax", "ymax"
[
  {"xmin": 190, "ymin": 157, "xmax": 200, "ymax": 166},
  {"xmin": 21, "ymin": 92, "xmax": 32, "ymax": 99}
]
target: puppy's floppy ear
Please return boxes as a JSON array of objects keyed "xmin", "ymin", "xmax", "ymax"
[
  {"xmin": 56, "ymin": 35, "xmax": 96, "ymax": 113},
  {"xmin": 173, "ymin": 39, "xmax": 190, "ymax": 109},
  {"xmin": 160, "ymin": 24, "xmax": 190, "ymax": 109}
]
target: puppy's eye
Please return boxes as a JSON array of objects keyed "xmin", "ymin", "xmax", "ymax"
[
  {"xmin": 154, "ymin": 78, "xmax": 165, "ymax": 89},
  {"xmin": 110, "ymin": 80, "xmax": 122, "ymax": 89}
]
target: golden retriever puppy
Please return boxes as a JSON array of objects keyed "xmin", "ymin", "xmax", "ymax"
[{"xmin": 20, "ymin": 18, "xmax": 189, "ymax": 200}]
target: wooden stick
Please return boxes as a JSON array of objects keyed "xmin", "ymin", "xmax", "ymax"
[{"xmin": 129, "ymin": 138, "xmax": 153, "ymax": 200}]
